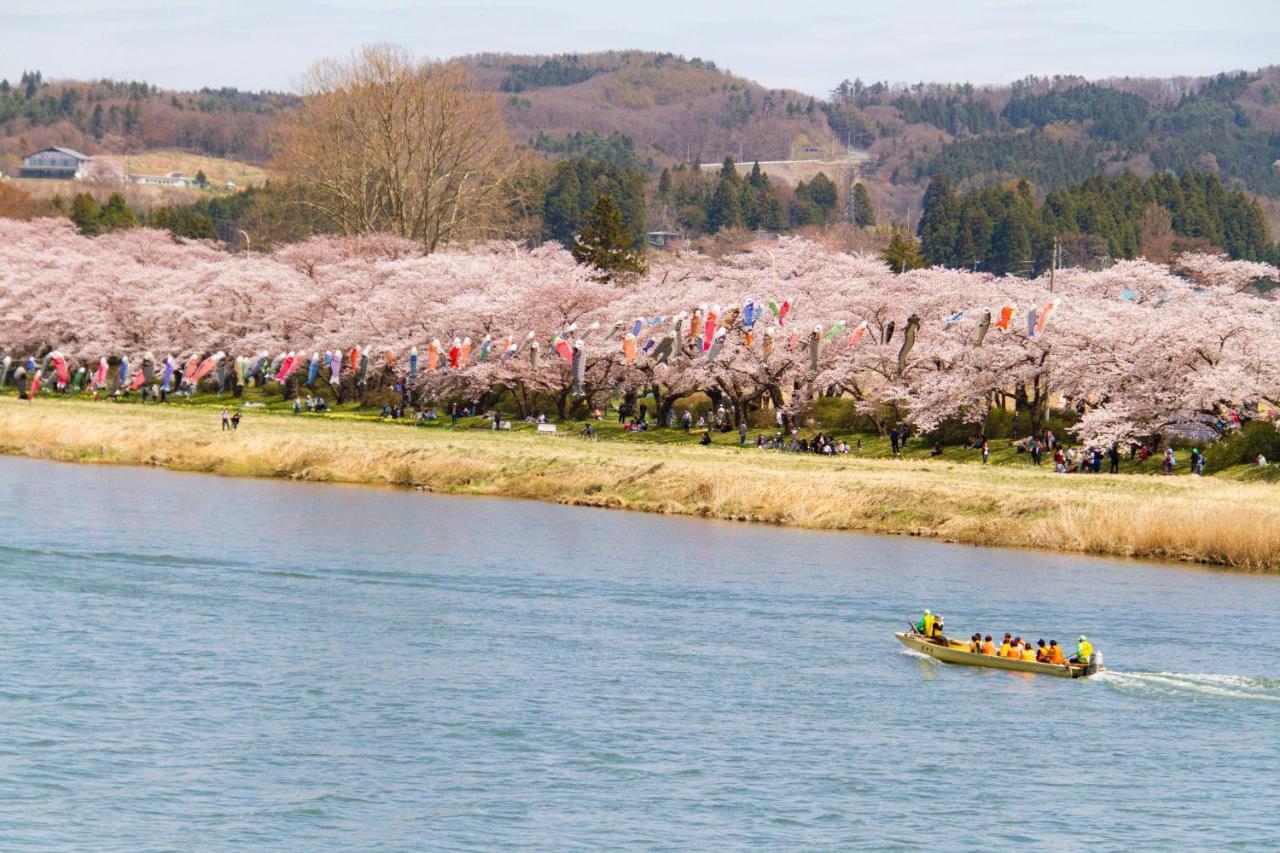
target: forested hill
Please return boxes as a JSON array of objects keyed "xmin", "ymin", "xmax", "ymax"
[
  {"xmin": 464, "ymin": 55, "xmax": 1280, "ymax": 224},
  {"xmin": 4, "ymin": 55, "xmax": 1280, "ymax": 264},
  {"xmin": 825, "ymin": 69, "xmax": 1280, "ymax": 227},
  {"xmin": 462, "ymin": 51, "xmax": 838, "ymax": 168}
]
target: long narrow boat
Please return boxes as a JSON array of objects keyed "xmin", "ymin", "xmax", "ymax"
[{"xmin": 896, "ymin": 631, "xmax": 1103, "ymax": 679}]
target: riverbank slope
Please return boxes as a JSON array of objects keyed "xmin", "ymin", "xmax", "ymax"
[{"xmin": 3, "ymin": 398, "xmax": 1278, "ymax": 570}]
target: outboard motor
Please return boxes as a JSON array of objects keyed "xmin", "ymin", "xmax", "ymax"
[{"xmin": 1086, "ymin": 651, "xmax": 1104, "ymax": 676}]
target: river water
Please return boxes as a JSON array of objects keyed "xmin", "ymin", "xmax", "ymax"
[{"xmin": 0, "ymin": 456, "xmax": 1277, "ymax": 850}]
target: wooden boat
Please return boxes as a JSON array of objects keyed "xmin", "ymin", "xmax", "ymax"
[{"xmin": 896, "ymin": 631, "xmax": 1103, "ymax": 679}]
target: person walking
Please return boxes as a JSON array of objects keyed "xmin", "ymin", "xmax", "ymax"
[
  {"xmin": 738, "ymin": 420, "xmax": 748, "ymax": 446},
  {"xmin": 230, "ymin": 410, "xmax": 241, "ymax": 431},
  {"xmin": 1108, "ymin": 444, "xmax": 1120, "ymax": 474},
  {"xmin": 981, "ymin": 440, "xmax": 990, "ymax": 465},
  {"xmin": 220, "ymin": 408, "xmax": 230, "ymax": 431},
  {"xmin": 890, "ymin": 426, "xmax": 900, "ymax": 456},
  {"xmin": 1163, "ymin": 447, "xmax": 1175, "ymax": 475}
]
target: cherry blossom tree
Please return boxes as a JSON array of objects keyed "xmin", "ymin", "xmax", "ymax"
[{"xmin": 3, "ymin": 218, "xmax": 1279, "ymax": 446}]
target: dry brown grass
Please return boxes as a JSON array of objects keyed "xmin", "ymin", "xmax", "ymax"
[{"xmin": 4, "ymin": 398, "xmax": 1280, "ymax": 571}]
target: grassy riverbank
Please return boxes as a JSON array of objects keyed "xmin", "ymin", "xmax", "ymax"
[{"xmin": 4, "ymin": 397, "xmax": 1280, "ymax": 570}]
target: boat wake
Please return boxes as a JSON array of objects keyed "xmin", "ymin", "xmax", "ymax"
[{"xmin": 1096, "ymin": 670, "xmax": 1280, "ymax": 703}]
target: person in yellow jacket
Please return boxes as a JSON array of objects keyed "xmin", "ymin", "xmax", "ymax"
[
  {"xmin": 915, "ymin": 609, "xmax": 935, "ymax": 636},
  {"xmin": 1071, "ymin": 635, "xmax": 1094, "ymax": 665},
  {"xmin": 1021, "ymin": 644, "xmax": 1037, "ymax": 662},
  {"xmin": 998, "ymin": 633, "xmax": 1012, "ymax": 658}
]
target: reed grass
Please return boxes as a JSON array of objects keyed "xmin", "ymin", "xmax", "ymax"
[{"xmin": 4, "ymin": 398, "xmax": 1279, "ymax": 570}]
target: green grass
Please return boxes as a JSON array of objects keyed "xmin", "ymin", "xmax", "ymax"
[{"xmin": 0, "ymin": 383, "xmax": 1247, "ymax": 480}]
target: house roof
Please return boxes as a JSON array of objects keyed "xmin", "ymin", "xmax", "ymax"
[{"xmin": 26, "ymin": 146, "xmax": 92, "ymax": 161}]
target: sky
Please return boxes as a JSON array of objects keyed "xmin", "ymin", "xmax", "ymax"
[{"xmin": 2, "ymin": 0, "xmax": 1277, "ymax": 95}]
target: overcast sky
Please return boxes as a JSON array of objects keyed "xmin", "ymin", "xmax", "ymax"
[{"xmin": 3, "ymin": 0, "xmax": 1277, "ymax": 95}]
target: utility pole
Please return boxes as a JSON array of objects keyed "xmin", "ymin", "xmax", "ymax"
[{"xmin": 1049, "ymin": 235, "xmax": 1060, "ymax": 292}]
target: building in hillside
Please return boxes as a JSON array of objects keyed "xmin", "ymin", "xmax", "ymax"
[
  {"xmin": 19, "ymin": 147, "xmax": 92, "ymax": 179},
  {"xmin": 129, "ymin": 171, "xmax": 190, "ymax": 188},
  {"xmin": 647, "ymin": 230, "xmax": 685, "ymax": 249}
]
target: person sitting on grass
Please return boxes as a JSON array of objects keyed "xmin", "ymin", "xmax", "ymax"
[{"xmin": 699, "ymin": 429, "xmax": 712, "ymax": 446}]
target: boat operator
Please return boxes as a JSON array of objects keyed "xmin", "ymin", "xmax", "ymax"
[{"xmin": 1071, "ymin": 635, "xmax": 1094, "ymax": 665}]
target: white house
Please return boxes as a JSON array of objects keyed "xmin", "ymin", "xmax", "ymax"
[{"xmin": 129, "ymin": 171, "xmax": 190, "ymax": 188}]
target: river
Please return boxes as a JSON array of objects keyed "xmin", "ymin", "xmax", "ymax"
[{"xmin": 0, "ymin": 456, "xmax": 1276, "ymax": 849}]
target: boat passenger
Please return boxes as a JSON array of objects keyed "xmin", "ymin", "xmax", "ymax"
[
  {"xmin": 1071, "ymin": 635, "xmax": 1094, "ymax": 665},
  {"xmin": 1021, "ymin": 644, "xmax": 1036, "ymax": 662},
  {"xmin": 998, "ymin": 634, "xmax": 1012, "ymax": 657},
  {"xmin": 915, "ymin": 609, "xmax": 935, "ymax": 636},
  {"xmin": 931, "ymin": 615, "xmax": 945, "ymax": 637},
  {"xmin": 968, "ymin": 633, "xmax": 982, "ymax": 653},
  {"xmin": 981, "ymin": 635, "xmax": 995, "ymax": 655},
  {"xmin": 1006, "ymin": 637, "xmax": 1024, "ymax": 658},
  {"xmin": 1048, "ymin": 640, "xmax": 1065, "ymax": 665},
  {"xmin": 1035, "ymin": 640, "xmax": 1050, "ymax": 662}
]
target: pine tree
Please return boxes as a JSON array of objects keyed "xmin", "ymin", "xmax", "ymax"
[
  {"xmin": 806, "ymin": 172, "xmax": 838, "ymax": 222},
  {"xmin": 572, "ymin": 194, "xmax": 648, "ymax": 281},
  {"xmin": 97, "ymin": 193, "xmax": 137, "ymax": 231},
  {"xmin": 918, "ymin": 175, "xmax": 960, "ymax": 266},
  {"xmin": 708, "ymin": 157, "xmax": 743, "ymax": 232},
  {"xmin": 89, "ymin": 104, "xmax": 105, "ymax": 140},
  {"xmin": 852, "ymin": 182, "xmax": 876, "ymax": 227},
  {"xmin": 543, "ymin": 159, "xmax": 583, "ymax": 246},
  {"xmin": 884, "ymin": 227, "xmax": 927, "ymax": 273},
  {"xmin": 70, "ymin": 193, "xmax": 100, "ymax": 236}
]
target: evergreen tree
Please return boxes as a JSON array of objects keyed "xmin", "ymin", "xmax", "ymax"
[
  {"xmin": 708, "ymin": 157, "xmax": 743, "ymax": 232},
  {"xmin": 98, "ymin": 193, "xmax": 137, "ymax": 231},
  {"xmin": 69, "ymin": 193, "xmax": 100, "ymax": 236},
  {"xmin": 917, "ymin": 175, "xmax": 959, "ymax": 266},
  {"xmin": 990, "ymin": 208, "xmax": 1033, "ymax": 276},
  {"xmin": 543, "ymin": 159, "xmax": 583, "ymax": 245},
  {"xmin": 807, "ymin": 172, "xmax": 838, "ymax": 216},
  {"xmin": 884, "ymin": 227, "xmax": 927, "ymax": 273},
  {"xmin": 852, "ymin": 182, "xmax": 876, "ymax": 227},
  {"xmin": 89, "ymin": 103, "xmax": 105, "ymax": 140},
  {"xmin": 572, "ymin": 194, "xmax": 648, "ymax": 281}
]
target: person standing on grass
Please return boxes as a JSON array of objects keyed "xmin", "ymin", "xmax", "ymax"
[
  {"xmin": 221, "ymin": 408, "xmax": 230, "ymax": 431},
  {"xmin": 1164, "ymin": 447, "xmax": 1175, "ymax": 474},
  {"xmin": 738, "ymin": 421, "xmax": 748, "ymax": 446},
  {"xmin": 981, "ymin": 440, "xmax": 990, "ymax": 465},
  {"xmin": 230, "ymin": 410, "xmax": 241, "ymax": 431},
  {"xmin": 1109, "ymin": 444, "xmax": 1120, "ymax": 474},
  {"xmin": 890, "ymin": 425, "xmax": 900, "ymax": 456}
]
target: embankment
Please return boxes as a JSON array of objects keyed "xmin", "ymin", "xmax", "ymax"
[{"xmin": 3, "ymin": 398, "xmax": 1279, "ymax": 570}]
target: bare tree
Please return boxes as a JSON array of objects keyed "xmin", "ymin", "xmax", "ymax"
[{"xmin": 274, "ymin": 44, "xmax": 521, "ymax": 251}]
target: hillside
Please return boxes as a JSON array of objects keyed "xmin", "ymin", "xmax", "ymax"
[
  {"xmin": 4, "ymin": 57, "xmax": 1280, "ymax": 251},
  {"xmin": 0, "ymin": 71, "xmax": 293, "ymax": 177},
  {"xmin": 464, "ymin": 51, "xmax": 840, "ymax": 169},
  {"xmin": 829, "ymin": 69, "xmax": 1280, "ymax": 229}
]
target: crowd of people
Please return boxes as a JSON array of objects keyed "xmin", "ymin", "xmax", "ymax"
[{"xmin": 914, "ymin": 610, "xmax": 1094, "ymax": 666}]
